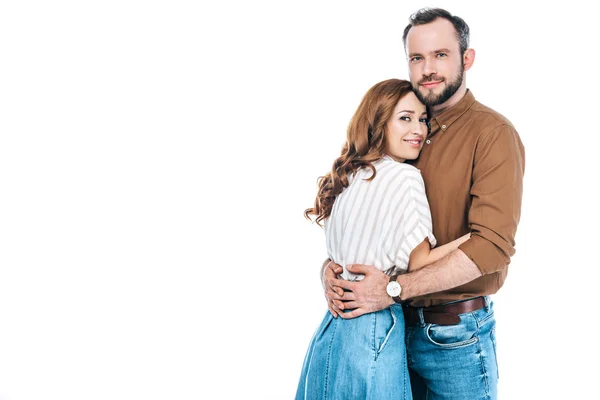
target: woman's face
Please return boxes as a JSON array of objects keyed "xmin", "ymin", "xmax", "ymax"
[{"xmin": 385, "ymin": 91, "xmax": 428, "ymax": 163}]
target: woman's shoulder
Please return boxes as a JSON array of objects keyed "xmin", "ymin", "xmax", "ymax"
[
  {"xmin": 352, "ymin": 156, "xmax": 423, "ymax": 185},
  {"xmin": 378, "ymin": 156, "xmax": 423, "ymax": 178}
]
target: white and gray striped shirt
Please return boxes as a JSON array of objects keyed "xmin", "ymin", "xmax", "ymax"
[{"xmin": 324, "ymin": 155, "xmax": 436, "ymax": 281}]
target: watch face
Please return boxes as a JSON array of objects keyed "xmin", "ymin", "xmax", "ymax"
[{"xmin": 386, "ymin": 281, "xmax": 401, "ymax": 297}]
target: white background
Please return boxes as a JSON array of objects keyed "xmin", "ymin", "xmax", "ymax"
[{"xmin": 0, "ymin": 1, "xmax": 598, "ymax": 399}]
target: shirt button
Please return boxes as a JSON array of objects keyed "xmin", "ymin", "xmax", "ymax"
[
  {"xmin": 441, "ymin": 124, "xmax": 447, "ymax": 129},
  {"xmin": 426, "ymin": 139, "xmax": 431, "ymax": 144}
]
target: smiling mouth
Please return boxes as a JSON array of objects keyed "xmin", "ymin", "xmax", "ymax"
[
  {"xmin": 421, "ymin": 81, "xmax": 442, "ymax": 88},
  {"xmin": 403, "ymin": 139, "xmax": 422, "ymax": 145}
]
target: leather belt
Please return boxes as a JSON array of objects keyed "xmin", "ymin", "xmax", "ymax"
[{"xmin": 403, "ymin": 297, "xmax": 486, "ymax": 326}]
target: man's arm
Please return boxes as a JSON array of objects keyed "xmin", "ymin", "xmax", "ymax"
[
  {"xmin": 458, "ymin": 124, "xmax": 525, "ymax": 274},
  {"xmin": 326, "ymin": 249, "xmax": 481, "ymax": 319},
  {"xmin": 397, "ymin": 249, "xmax": 481, "ymax": 300}
]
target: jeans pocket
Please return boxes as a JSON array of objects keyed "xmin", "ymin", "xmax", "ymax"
[
  {"xmin": 425, "ymin": 314, "xmax": 479, "ymax": 349},
  {"xmin": 374, "ymin": 308, "xmax": 397, "ymax": 359}
]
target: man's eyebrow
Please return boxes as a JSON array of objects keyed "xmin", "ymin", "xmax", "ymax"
[{"xmin": 408, "ymin": 48, "xmax": 452, "ymax": 58}]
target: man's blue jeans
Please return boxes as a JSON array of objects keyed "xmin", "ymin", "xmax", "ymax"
[{"xmin": 405, "ymin": 297, "xmax": 499, "ymax": 400}]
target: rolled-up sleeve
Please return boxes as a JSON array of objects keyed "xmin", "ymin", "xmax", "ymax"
[{"xmin": 459, "ymin": 124, "xmax": 525, "ymax": 275}]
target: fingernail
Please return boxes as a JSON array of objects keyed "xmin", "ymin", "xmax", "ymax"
[{"xmin": 347, "ymin": 265, "xmax": 352, "ymax": 270}]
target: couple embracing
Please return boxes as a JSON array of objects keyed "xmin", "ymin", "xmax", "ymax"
[{"xmin": 296, "ymin": 7, "xmax": 525, "ymax": 400}]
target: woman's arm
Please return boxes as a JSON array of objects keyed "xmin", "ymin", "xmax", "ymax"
[{"xmin": 408, "ymin": 233, "xmax": 470, "ymax": 271}]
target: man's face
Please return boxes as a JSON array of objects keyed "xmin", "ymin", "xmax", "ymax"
[{"xmin": 406, "ymin": 18, "xmax": 465, "ymax": 106}]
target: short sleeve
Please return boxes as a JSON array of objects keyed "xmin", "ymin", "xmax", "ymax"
[{"xmin": 395, "ymin": 170, "xmax": 436, "ymax": 268}]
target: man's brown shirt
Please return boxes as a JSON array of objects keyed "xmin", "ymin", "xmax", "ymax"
[{"xmin": 408, "ymin": 90, "xmax": 525, "ymax": 307}]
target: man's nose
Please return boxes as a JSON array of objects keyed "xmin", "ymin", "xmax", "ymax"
[{"xmin": 422, "ymin": 59, "xmax": 436, "ymax": 77}]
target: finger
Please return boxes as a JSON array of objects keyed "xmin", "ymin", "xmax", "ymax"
[
  {"xmin": 326, "ymin": 289, "xmax": 345, "ymax": 301},
  {"xmin": 332, "ymin": 300, "xmax": 357, "ymax": 311},
  {"xmin": 330, "ymin": 300, "xmax": 343, "ymax": 315},
  {"xmin": 325, "ymin": 280, "xmax": 346, "ymax": 297},
  {"xmin": 339, "ymin": 308, "xmax": 365, "ymax": 319},
  {"xmin": 331, "ymin": 278, "xmax": 356, "ymax": 292},
  {"xmin": 332, "ymin": 300, "xmax": 345, "ymax": 310},
  {"xmin": 324, "ymin": 269, "xmax": 343, "ymax": 292},
  {"xmin": 327, "ymin": 261, "xmax": 343, "ymax": 274},
  {"xmin": 331, "ymin": 285, "xmax": 344, "ymax": 297},
  {"xmin": 324, "ymin": 265, "xmax": 336, "ymax": 280},
  {"xmin": 335, "ymin": 291, "xmax": 356, "ymax": 301},
  {"xmin": 336, "ymin": 300, "xmax": 359, "ymax": 310},
  {"xmin": 346, "ymin": 263, "xmax": 377, "ymax": 275},
  {"xmin": 328, "ymin": 306, "xmax": 339, "ymax": 318}
]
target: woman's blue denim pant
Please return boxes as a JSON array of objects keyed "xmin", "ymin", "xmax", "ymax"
[
  {"xmin": 406, "ymin": 297, "xmax": 499, "ymax": 400},
  {"xmin": 296, "ymin": 304, "xmax": 412, "ymax": 400}
]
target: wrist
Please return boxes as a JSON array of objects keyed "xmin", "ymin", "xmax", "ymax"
[
  {"xmin": 386, "ymin": 274, "xmax": 404, "ymax": 304},
  {"xmin": 397, "ymin": 274, "xmax": 410, "ymax": 301}
]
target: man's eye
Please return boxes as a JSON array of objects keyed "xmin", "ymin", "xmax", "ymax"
[
  {"xmin": 410, "ymin": 56, "xmax": 422, "ymax": 63},
  {"xmin": 436, "ymin": 53, "xmax": 447, "ymax": 58}
]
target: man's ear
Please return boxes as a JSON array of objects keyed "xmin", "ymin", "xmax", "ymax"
[{"xmin": 463, "ymin": 48, "xmax": 475, "ymax": 72}]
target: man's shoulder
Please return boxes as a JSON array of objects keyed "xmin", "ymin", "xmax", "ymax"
[
  {"xmin": 467, "ymin": 100, "xmax": 524, "ymax": 154},
  {"xmin": 469, "ymin": 100, "xmax": 516, "ymax": 131}
]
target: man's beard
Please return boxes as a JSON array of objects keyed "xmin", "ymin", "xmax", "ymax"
[{"xmin": 414, "ymin": 67, "xmax": 464, "ymax": 106}]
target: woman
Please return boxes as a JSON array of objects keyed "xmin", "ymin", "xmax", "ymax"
[{"xmin": 295, "ymin": 79, "xmax": 469, "ymax": 399}]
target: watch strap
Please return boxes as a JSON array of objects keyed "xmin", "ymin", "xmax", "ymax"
[{"xmin": 389, "ymin": 273, "xmax": 403, "ymax": 304}]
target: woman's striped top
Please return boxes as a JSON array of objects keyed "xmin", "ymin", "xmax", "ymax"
[{"xmin": 324, "ymin": 155, "xmax": 436, "ymax": 281}]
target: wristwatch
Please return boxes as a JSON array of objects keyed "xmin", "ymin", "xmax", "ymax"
[{"xmin": 386, "ymin": 274, "xmax": 403, "ymax": 304}]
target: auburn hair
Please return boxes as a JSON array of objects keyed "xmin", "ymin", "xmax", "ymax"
[{"xmin": 305, "ymin": 79, "xmax": 415, "ymax": 225}]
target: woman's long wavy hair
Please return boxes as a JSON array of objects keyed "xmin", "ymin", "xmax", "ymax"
[{"xmin": 305, "ymin": 79, "xmax": 415, "ymax": 226}]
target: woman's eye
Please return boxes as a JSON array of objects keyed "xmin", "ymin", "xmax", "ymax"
[
  {"xmin": 419, "ymin": 118, "xmax": 428, "ymax": 124},
  {"xmin": 400, "ymin": 116, "xmax": 410, "ymax": 122}
]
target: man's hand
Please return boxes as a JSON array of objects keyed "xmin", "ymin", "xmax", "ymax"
[
  {"xmin": 323, "ymin": 261, "xmax": 344, "ymax": 318},
  {"xmin": 324, "ymin": 263, "xmax": 393, "ymax": 319}
]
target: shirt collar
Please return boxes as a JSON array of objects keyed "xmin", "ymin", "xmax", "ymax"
[{"xmin": 431, "ymin": 89, "xmax": 476, "ymax": 134}]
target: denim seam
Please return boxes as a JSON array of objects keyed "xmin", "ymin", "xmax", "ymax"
[
  {"xmin": 367, "ymin": 358, "xmax": 378, "ymax": 399},
  {"xmin": 322, "ymin": 318, "xmax": 339, "ymax": 399},
  {"xmin": 475, "ymin": 310, "xmax": 495, "ymax": 327},
  {"xmin": 370, "ymin": 313, "xmax": 377, "ymax": 360},
  {"xmin": 476, "ymin": 322, "xmax": 491, "ymax": 399},
  {"xmin": 403, "ymin": 357, "xmax": 407, "ymax": 400},
  {"xmin": 491, "ymin": 326, "xmax": 499, "ymax": 379}
]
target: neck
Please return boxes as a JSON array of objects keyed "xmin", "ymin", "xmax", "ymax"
[{"xmin": 430, "ymin": 83, "xmax": 468, "ymax": 117}]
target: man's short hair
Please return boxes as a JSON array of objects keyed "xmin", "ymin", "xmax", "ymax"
[{"xmin": 402, "ymin": 8, "xmax": 470, "ymax": 55}]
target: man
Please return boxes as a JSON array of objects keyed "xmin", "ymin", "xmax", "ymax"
[{"xmin": 323, "ymin": 8, "xmax": 525, "ymax": 399}]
